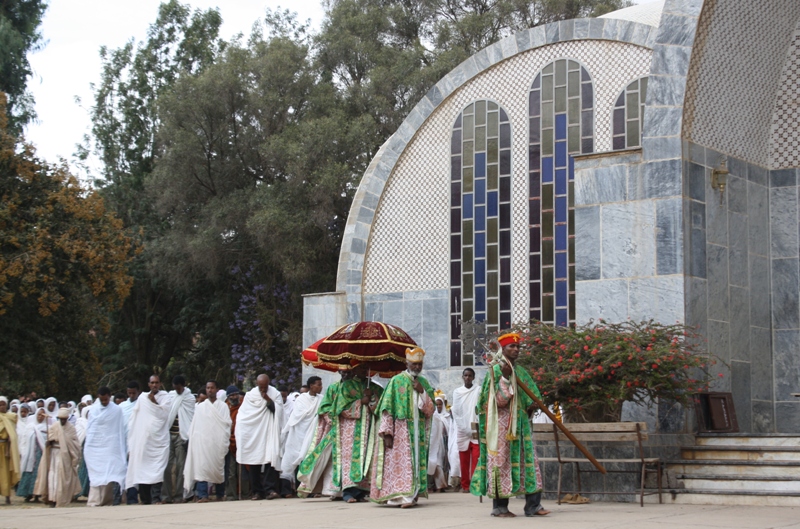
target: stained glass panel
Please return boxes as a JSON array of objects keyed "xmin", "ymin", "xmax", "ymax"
[
  {"xmin": 451, "ymin": 100, "xmax": 512, "ymax": 365},
  {"xmin": 528, "ymin": 59, "xmax": 594, "ymax": 326},
  {"xmin": 612, "ymin": 77, "xmax": 648, "ymax": 150}
]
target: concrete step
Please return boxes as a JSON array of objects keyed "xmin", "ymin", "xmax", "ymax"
[
  {"xmin": 665, "ymin": 459, "xmax": 800, "ymax": 478},
  {"xmin": 675, "ymin": 475, "xmax": 800, "ymax": 493},
  {"xmin": 646, "ymin": 490, "xmax": 800, "ymax": 507},
  {"xmin": 696, "ymin": 434, "xmax": 800, "ymax": 447},
  {"xmin": 680, "ymin": 445, "xmax": 800, "ymax": 461}
]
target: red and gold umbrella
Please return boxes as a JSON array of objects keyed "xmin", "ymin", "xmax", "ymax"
[
  {"xmin": 314, "ymin": 321, "xmax": 417, "ymax": 376},
  {"xmin": 301, "ymin": 338, "xmax": 345, "ymax": 373}
]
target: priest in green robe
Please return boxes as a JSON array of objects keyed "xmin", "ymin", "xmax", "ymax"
[
  {"xmin": 470, "ymin": 332, "xmax": 550, "ymax": 517},
  {"xmin": 370, "ymin": 347, "xmax": 435, "ymax": 508},
  {"xmin": 298, "ymin": 367, "xmax": 381, "ymax": 502}
]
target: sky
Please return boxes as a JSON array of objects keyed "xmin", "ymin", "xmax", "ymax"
[
  {"xmin": 24, "ymin": 0, "xmax": 326, "ymax": 170},
  {"xmin": 23, "ymin": 0, "xmax": 647, "ymax": 172}
]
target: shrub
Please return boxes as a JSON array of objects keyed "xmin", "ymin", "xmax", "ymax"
[{"xmin": 492, "ymin": 320, "xmax": 722, "ymax": 422}]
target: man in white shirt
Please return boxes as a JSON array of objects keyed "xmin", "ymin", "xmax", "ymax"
[
  {"xmin": 117, "ymin": 380, "xmax": 140, "ymax": 505},
  {"xmin": 126, "ymin": 375, "xmax": 172, "ymax": 504},
  {"xmin": 235, "ymin": 374, "xmax": 283, "ymax": 500},
  {"xmin": 183, "ymin": 381, "xmax": 231, "ymax": 502},
  {"xmin": 162, "ymin": 375, "xmax": 194, "ymax": 503},
  {"xmin": 451, "ymin": 368, "xmax": 480, "ymax": 493},
  {"xmin": 85, "ymin": 387, "xmax": 127, "ymax": 507}
]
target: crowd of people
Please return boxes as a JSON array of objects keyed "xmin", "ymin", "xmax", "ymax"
[{"xmin": 0, "ymin": 332, "xmax": 550, "ymax": 517}]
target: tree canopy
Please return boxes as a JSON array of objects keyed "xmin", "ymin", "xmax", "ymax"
[
  {"xmin": 0, "ymin": 0, "xmax": 47, "ymax": 131},
  {"xmin": 3, "ymin": 0, "xmax": 630, "ymax": 397},
  {"xmin": 0, "ymin": 93, "xmax": 134, "ymax": 398}
]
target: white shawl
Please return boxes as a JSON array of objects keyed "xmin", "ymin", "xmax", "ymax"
[
  {"xmin": 279, "ymin": 392, "xmax": 321, "ymax": 475},
  {"xmin": 125, "ymin": 390, "xmax": 172, "ymax": 487},
  {"xmin": 85, "ymin": 401, "xmax": 127, "ymax": 488},
  {"xmin": 183, "ymin": 394, "xmax": 232, "ymax": 491},
  {"xmin": 235, "ymin": 386, "xmax": 283, "ymax": 466},
  {"xmin": 16, "ymin": 409, "xmax": 36, "ymax": 473},
  {"xmin": 166, "ymin": 388, "xmax": 195, "ymax": 441},
  {"xmin": 451, "ymin": 384, "xmax": 480, "ymax": 451}
]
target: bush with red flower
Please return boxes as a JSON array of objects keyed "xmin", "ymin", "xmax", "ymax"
[{"xmin": 495, "ymin": 320, "xmax": 723, "ymax": 422}]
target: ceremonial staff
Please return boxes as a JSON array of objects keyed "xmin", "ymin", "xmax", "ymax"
[{"xmin": 484, "ymin": 340, "xmax": 607, "ymax": 475}]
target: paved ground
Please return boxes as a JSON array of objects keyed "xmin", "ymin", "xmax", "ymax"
[{"xmin": 2, "ymin": 493, "xmax": 799, "ymax": 529}]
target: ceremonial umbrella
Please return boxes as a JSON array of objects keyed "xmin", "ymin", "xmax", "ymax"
[
  {"xmin": 314, "ymin": 321, "xmax": 417, "ymax": 377},
  {"xmin": 301, "ymin": 338, "xmax": 343, "ymax": 373}
]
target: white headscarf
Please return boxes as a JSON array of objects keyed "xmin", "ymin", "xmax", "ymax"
[
  {"xmin": 10, "ymin": 399, "xmax": 20, "ymax": 413},
  {"xmin": 44, "ymin": 397, "xmax": 58, "ymax": 418},
  {"xmin": 81, "ymin": 394, "xmax": 93, "ymax": 405}
]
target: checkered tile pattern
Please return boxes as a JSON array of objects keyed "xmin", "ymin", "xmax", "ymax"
[
  {"xmin": 684, "ymin": 0, "xmax": 800, "ymax": 167},
  {"xmin": 364, "ymin": 40, "xmax": 652, "ymax": 325},
  {"xmin": 769, "ymin": 25, "xmax": 800, "ymax": 169}
]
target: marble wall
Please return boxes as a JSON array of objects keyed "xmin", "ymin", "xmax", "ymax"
[{"xmin": 684, "ymin": 141, "xmax": 800, "ymax": 434}]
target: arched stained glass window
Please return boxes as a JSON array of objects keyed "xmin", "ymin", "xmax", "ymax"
[
  {"xmin": 450, "ymin": 100, "xmax": 512, "ymax": 366},
  {"xmin": 528, "ymin": 59, "xmax": 594, "ymax": 327},
  {"xmin": 613, "ymin": 77, "xmax": 648, "ymax": 150}
]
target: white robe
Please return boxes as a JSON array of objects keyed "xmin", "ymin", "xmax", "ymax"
[
  {"xmin": 183, "ymin": 396, "xmax": 231, "ymax": 490},
  {"xmin": 235, "ymin": 386, "xmax": 283, "ymax": 467},
  {"xmin": 451, "ymin": 384, "xmax": 480, "ymax": 451},
  {"xmin": 125, "ymin": 390, "xmax": 172, "ymax": 487},
  {"xmin": 166, "ymin": 388, "xmax": 195, "ymax": 441},
  {"xmin": 118, "ymin": 398, "xmax": 136, "ymax": 441},
  {"xmin": 16, "ymin": 412, "xmax": 36, "ymax": 473},
  {"xmin": 280, "ymin": 393, "xmax": 321, "ymax": 476},
  {"xmin": 85, "ymin": 401, "xmax": 127, "ymax": 488}
]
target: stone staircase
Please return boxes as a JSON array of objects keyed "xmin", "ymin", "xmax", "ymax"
[{"xmin": 659, "ymin": 433, "xmax": 800, "ymax": 506}]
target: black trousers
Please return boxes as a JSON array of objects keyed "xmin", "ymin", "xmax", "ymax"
[
  {"xmin": 248, "ymin": 464, "xmax": 279, "ymax": 497},
  {"xmin": 492, "ymin": 492, "xmax": 543, "ymax": 516},
  {"xmin": 138, "ymin": 482, "xmax": 162, "ymax": 505}
]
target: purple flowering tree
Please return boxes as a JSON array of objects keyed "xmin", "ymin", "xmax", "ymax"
[{"xmin": 229, "ymin": 265, "xmax": 302, "ymax": 389}]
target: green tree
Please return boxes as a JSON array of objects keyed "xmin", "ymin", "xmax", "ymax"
[
  {"xmin": 84, "ymin": 1, "xmax": 225, "ymax": 387},
  {"xmin": 0, "ymin": 0, "xmax": 47, "ymax": 132},
  {"xmin": 147, "ymin": 13, "xmax": 365, "ymax": 384},
  {"xmin": 0, "ymin": 94, "xmax": 134, "ymax": 398}
]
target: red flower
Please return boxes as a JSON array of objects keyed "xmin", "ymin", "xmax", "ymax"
[{"xmin": 652, "ymin": 364, "xmax": 658, "ymax": 369}]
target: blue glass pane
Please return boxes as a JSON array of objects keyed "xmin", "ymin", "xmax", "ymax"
[
  {"xmin": 555, "ymin": 140, "xmax": 567, "ymax": 167},
  {"xmin": 475, "ymin": 153, "xmax": 486, "ymax": 177},
  {"xmin": 556, "ymin": 308, "xmax": 568, "ymax": 327},
  {"xmin": 463, "ymin": 193, "xmax": 474, "ymax": 219},
  {"xmin": 475, "ymin": 206, "xmax": 486, "ymax": 231},
  {"xmin": 475, "ymin": 232, "xmax": 486, "ymax": 256},
  {"xmin": 555, "ymin": 114, "xmax": 567, "ymax": 140},
  {"xmin": 555, "ymin": 169, "xmax": 567, "ymax": 195},
  {"xmin": 475, "ymin": 312, "xmax": 486, "ymax": 322},
  {"xmin": 569, "ymin": 156, "xmax": 574, "ymax": 177},
  {"xmin": 555, "ymin": 196, "xmax": 567, "ymax": 222},
  {"xmin": 475, "ymin": 178, "xmax": 486, "ymax": 204},
  {"xmin": 475, "ymin": 259, "xmax": 486, "ymax": 285},
  {"xmin": 556, "ymin": 280, "xmax": 567, "ymax": 306},
  {"xmin": 542, "ymin": 156, "xmax": 553, "ymax": 183},
  {"xmin": 487, "ymin": 192, "xmax": 498, "ymax": 216},
  {"xmin": 476, "ymin": 288, "xmax": 486, "ymax": 311},
  {"xmin": 555, "ymin": 225, "xmax": 567, "ymax": 251},
  {"xmin": 555, "ymin": 252, "xmax": 567, "ymax": 278}
]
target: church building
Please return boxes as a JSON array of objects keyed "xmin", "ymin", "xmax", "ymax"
[{"xmin": 303, "ymin": 0, "xmax": 800, "ymax": 435}]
